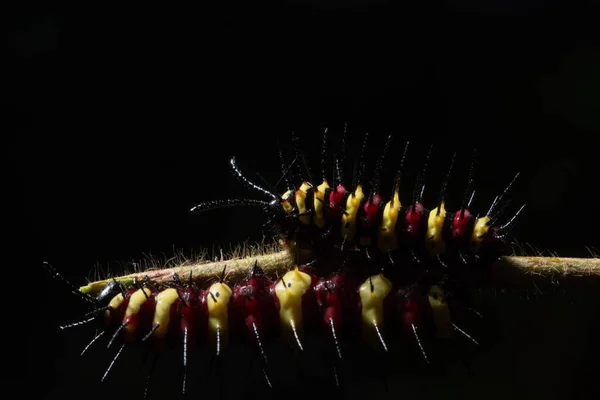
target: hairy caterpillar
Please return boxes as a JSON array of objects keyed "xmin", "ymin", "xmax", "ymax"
[{"xmin": 43, "ymin": 126, "xmax": 546, "ymax": 399}]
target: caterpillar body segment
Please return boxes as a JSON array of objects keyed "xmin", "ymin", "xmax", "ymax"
[
  {"xmin": 471, "ymin": 216, "xmax": 493, "ymax": 253},
  {"xmin": 294, "ymin": 182, "xmax": 314, "ymax": 226},
  {"xmin": 341, "ymin": 185, "xmax": 366, "ymax": 242},
  {"xmin": 206, "ymin": 280, "xmax": 233, "ymax": 355},
  {"xmin": 103, "ymin": 286, "xmax": 136, "ymax": 329},
  {"xmin": 148, "ymin": 288, "xmax": 180, "ymax": 342},
  {"xmin": 230, "ymin": 262, "xmax": 277, "ymax": 362},
  {"xmin": 426, "ymin": 202, "xmax": 448, "ymax": 258},
  {"xmin": 313, "ymin": 181, "xmax": 330, "ymax": 229},
  {"xmin": 121, "ymin": 286, "xmax": 157, "ymax": 343},
  {"xmin": 358, "ymin": 273, "xmax": 393, "ymax": 352},
  {"xmin": 377, "ymin": 190, "xmax": 402, "ymax": 253},
  {"xmin": 274, "ymin": 266, "xmax": 314, "ymax": 351},
  {"xmin": 358, "ymin": 193, "xmax": 384, "ymax": 248},
  {"xmin": 314, "ymin": 272, "xmax": 357, "ymax": 360},
  {"xmin": 395, "ymin": 284, "xmax": 435, "ymax": 363},
  {"xmin": 179, "ymin": 280, "xmax": 208, "ymax": 350},
  {"xmin": 427, "ymin": 285, "xmax": 453, "ymax": 338},
  {"xmin": 451, "ymin": 207, "xmax": 475, "ymax": 255}
]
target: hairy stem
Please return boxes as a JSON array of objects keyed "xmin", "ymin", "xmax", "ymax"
[
  {"xmin": 489, "ymin": 256, "xmax": 600, "ymax": 286},
  {"xmin": 80, "ymin": 250, "xmax": 295, "ymax": 296},
  {"xmin": 78, "ymin": 249, "xmax": 600, "ymax": 297}
]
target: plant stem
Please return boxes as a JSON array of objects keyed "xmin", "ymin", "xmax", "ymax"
[
  {"xmin": 79, "ymin": 251, "xmax": 600, "ymax": 297},
  {"xmin": 79, "ymin": 250, "xmax": 295, "ymax": 296}
]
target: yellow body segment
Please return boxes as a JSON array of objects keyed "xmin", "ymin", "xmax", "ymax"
[
  {"xmin": 151, "ymin": 288, "xmax": 180, "ymax": 339},
  {"xmin": 359, "ymin": 274, "xmax": 392, "ymax": 330},
  {"xmin": 274, "ymin": 267, "xmax": 312, "ymax": 334},
  {"xmin": 313, "ymin": 181, "xmax": 330, "ymax": 228},
  {"xmin": 104, "ymin": 293, "xmax": 125, "ymax": 325},
  {"xmin": 377, "ymin": 191, "xmax": 401, "ymax": 253},
  {"xmin": 123, "ymin": 288, "xmax": 152, "ymax": 341},
  {"xmin": 280, "ymin": 190, "xmax": 294, "ymax": 214},
  {"xmin": 471, "ymin": 216, "xmax": 491, "ymax": 252},
  {"xmin": 295, "ymin": 182, "xmax": 312, "ymax": 225},
  {"xmin": 125, "ymin": 288, "xmax": 152, "ymax": 318},
  {"xmin": 428, "ymin": 285, "xmax": 452, "ymax": 337},
  {"xmin": 207, "ymin": 281, "xmax": 233, "ymax": 350},
  {"xmin": 341, "ymin": 185, "xmax": 365, "ymax": 241},
  {"xmin": 426, "ymin": 202, "xmax": 447, "ymax": 257}
]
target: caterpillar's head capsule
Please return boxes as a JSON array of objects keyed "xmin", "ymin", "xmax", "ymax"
[{"xmin": 96, "ymin": 280, "xmax": 125, "ymax": 306}]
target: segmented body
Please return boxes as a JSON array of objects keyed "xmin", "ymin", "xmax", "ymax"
[
  {"xmin": 51, "ymin": 131, "xmax": 525, "ymax": 396},
  {"xmin": 84, "ymin": 263, "xmax": 466, "ymax": 383},
  {"xmin": 276, "ymin": 178, "xmax": 507, "ymax": 269}
]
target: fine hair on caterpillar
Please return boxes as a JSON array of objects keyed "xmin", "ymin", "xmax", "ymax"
[{"xmin": 46, "ymin": 126, "xmax": 532, "ymax": 399}]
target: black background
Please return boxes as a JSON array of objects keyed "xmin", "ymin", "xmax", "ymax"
[{"xmin": 7, "ymin": 1, "xmax": 600, "ymax": 399}]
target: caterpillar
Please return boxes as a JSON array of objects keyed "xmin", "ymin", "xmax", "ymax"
[{"xmin": 46, "ymin": 127, "xmax": 530, "ymax": 399}]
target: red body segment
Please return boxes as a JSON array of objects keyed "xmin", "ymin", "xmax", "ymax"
[
  {"xmin": 328, "ymin": 185, "xmax": 347, "ymax": 215},
  {"xmin": 315, "ymin": 273, "xmax": 345, "ymax": 330},
  {"xmin": 179, "ymin": 286, "xmax": 207, "ymax": 348},
  {"xmin": 405, "ymin": 202, "xmax": 424, "ymax": 238},
  {"xmin": 397, "ymin": 285, "xmax": 434, "ymax": 336},
  {"xmin": 361, "ymin": 194, "xmax": 382, "ymax": 230},
  {"xmin": 452, "ymin": 209, "xmax": 472, "ymax": 241},
  {"xmin": 232, "ymin": 270, "xmax": 277, "ymax": 344}
]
